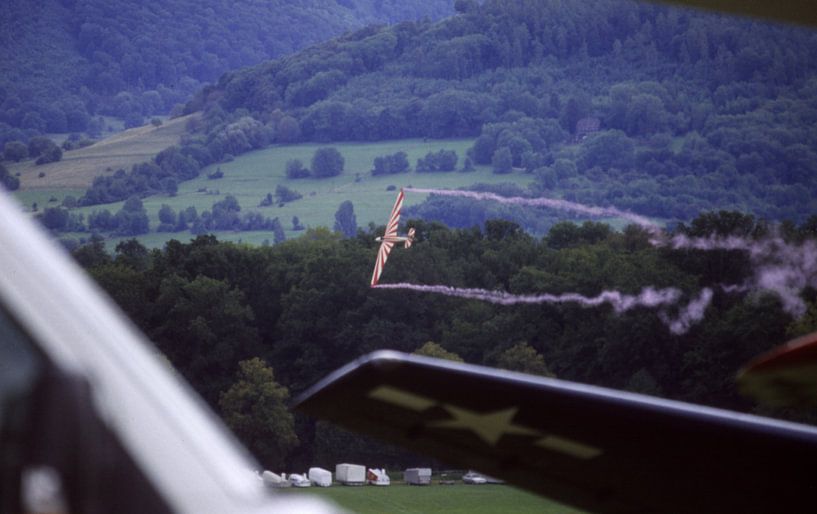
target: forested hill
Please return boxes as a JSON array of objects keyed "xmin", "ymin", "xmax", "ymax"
[
  {"xmin": 0, "ymin": 0, "xmax": 452, "ymax": 136},
  {"xmin": 191, "ymin": 0, "xmax": 817, "ymax": 222},
  {"xmin": 78, "ymin": 214, "xmax": 817, "ymax": 469}
]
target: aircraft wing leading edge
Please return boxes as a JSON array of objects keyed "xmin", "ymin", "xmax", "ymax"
[
  {"xmin": 0, "ymin": 190, "xmax": 335, "ymax": 513},
  {"xmin": 294, "ymin": 351, "xmax": 817, "ymax": 514},
  {"xmin": 385, "ymin": 189, "xmax": 404, "ymax": 239},
  {"xmin": 652, "ymin": 1, "xmax": 817, "ymax": 27}
]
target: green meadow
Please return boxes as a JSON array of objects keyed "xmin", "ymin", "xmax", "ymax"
[
  {"xmin": 11, "ymin": 136, "xmax": 665, "ymax": 250},
  {"xmin": 168, "ymin": 138, "xmax": 533, "ymax": 232},
  {"xmin": 47, "ymin": 138, "xmax": 538, "ymax": 248},
  {"xmin": 280, "ymin": 484, "xmax": 584, "ymax": 514},
  {"xmin": 13, "ymin": 188, "xmax": 86, "ymax": 212}
]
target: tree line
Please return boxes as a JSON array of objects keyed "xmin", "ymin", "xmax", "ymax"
[{"xmin": 72, "ymin": 211, "xmax": 817, "ymax": 470}]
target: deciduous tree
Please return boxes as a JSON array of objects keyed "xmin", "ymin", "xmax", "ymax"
[
  {"xmin": 495, "ymin": 342, "xmax": 554, "ymax": 377},
  {"xmin": 311, "ymin": 147, "xmax": 344, "ymax": 178},
  {"xmin": 219, "ymin": 358, "xmax": 298, "ymax": 470},
  {"xmin": 413, "ymin": 341, "xmax": 464, "ymax": 362}
]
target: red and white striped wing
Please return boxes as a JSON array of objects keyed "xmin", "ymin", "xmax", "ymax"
[
  {"xmin": 371, "ymin": 189, "xmax": 405, "ymax": 286},
  {"xmin": 371, "ymin": 241, "xmax": 394, "ymax": 286},
  {"xmin": 385, "ymin": 189, "xmax": 404, "ymax": 239}
]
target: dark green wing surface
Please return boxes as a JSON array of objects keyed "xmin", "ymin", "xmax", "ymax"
[{"xmin": 295, "ymin": 351, "xmax": 817, "ymax": 514}]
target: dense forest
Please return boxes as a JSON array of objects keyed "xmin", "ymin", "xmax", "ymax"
[
  {"xmin": 16, "ymin": 0, "xmax": 817, "ymax": 231},
  {"xmin": 177, "ymin": 0, "xmax": 817, "ymax": 223},
  {"xmin": 0, "ymin": 0, "xmax": 452, "ymax": 142},
  {"xmin": 72, "ymin": 211, "xmax": 817, "ymax": 469}
]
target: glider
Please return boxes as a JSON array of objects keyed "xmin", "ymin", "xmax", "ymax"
[
  {"xmin": 371, "ymin": 188, "xmax": 416, "ymax": 286},
  {"xmin": 294, "ymin": 350, "xmax": 817, "ymax": 514}
]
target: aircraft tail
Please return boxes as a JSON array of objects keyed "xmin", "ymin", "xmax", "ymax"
[{"xmin": 404, "ymin": 228, "xmax": 416, "ymax": 248}]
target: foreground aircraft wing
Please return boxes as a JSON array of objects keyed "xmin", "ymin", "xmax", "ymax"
[
  {"xmin": 652, "ymin": 0, "xmax": 817, "ymax": 27},
  {"xmin": 0, "ymin": 191, "xmax": 335, "ymax": 513},
  {"xmin": 737, "ymin": 331, "xmax": 817, "ymax": 407},
  {"xmin": 295, "ymin": 351, "xmax": 817, "ymax": 514}
]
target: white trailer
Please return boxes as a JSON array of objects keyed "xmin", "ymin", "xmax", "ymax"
[
  {"xmin": 335, "ymin": 463, "xmax": 366, "ymax": 485},
  {"xmin": 404, "ymin": 468, "xmax": 431, "ymax": 485},
  {"xmin": 309, "ymin": 467, "xmax": 333, "ymax": 487}
]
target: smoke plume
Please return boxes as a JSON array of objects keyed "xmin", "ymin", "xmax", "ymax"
[
  {"xmin": 374, "ymin": 283, "xmax": 680, "ymax": 310},
  {"xmin": 660, "ymin": 288, "xmax": 714, "ymax": 335},
  {"xmin": 667, "ymin": 234, "xmax": 817, "ymax": 317},
  {"xmin": 405, "ymin": 187, "xmax": 661, "ymax": 234},
  {"xmin": 374, "ymin": 283, "xmax": 713, "ymax": 334},
  {"xmin": 384, "ymin": 188, "xmax": 816, "ymax": 333}
]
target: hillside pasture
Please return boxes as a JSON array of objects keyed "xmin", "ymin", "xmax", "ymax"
[
  {"xmin": 12, "ymin": 188, "xmax": 86, "ymax": 213},
  {"xmin": 174, "ymin": 138, "xmax": 533, "ymax": 232},
  {"xmin": 70, "ymin": 138, "xmax": 537, "ymax": 248},
  {"xmin": 9, "ymin": 114, "xmax": 197, "ymax": 190}
]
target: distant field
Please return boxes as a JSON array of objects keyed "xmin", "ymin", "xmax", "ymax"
[
  {"xmin": 170, "ymin": 138, "xmax": 533, "ymax": 232},
  {"xmin": 62, "ymin": 138, "xmax": 537, "ymax": 248},
  {"xmin": 13, "ymin": 135, "xmax": 663, "ymax": 250},
  {"xmin": 9, "ymin": 113, "xmax": 198, "ymax": 190},
  {"xmin": 13, "ymin": 188, "xmax": 86, "ymax": 212},
  {"xmin": 280, "ymin": 483, "xmax": 583, "ymax": 514}
]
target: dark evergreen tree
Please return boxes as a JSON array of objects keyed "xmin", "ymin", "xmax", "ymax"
[{"xmin": 333, "ymin": 200, "xmax": 357, "ymax": 238}]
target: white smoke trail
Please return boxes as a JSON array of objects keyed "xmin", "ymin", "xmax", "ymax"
[
  {"xmin": 668, "ymin": 235, "xmax": 817, "ymax": 317},
  {"xmin": 374, "ymin": 283, "xmax": 683, "ymax": 311},
  {"xmin": 392, "ymin": 187, "xmax": 816, "ymax": 331},
  {"xmin": 667, "ymin": 234, "xmax": 755, "ymax": 251},
  {"xmin": 405, "ymin": 187, "xmax": 661, "ymax": 234},
  {"xmin": 660, "ymin": 288, "xmax": 714, "ymax": 335},
  {"xmin": 374, "ymin": 283, "xmax": 714, "ymax": 334}
]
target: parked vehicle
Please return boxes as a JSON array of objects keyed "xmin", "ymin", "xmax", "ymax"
[
  {"xmin": 335, "ymin": 463, "xmax": 366, "ymax": 485},
  {"xmin": 308, "ymin": 467, "xmax": 332, "ymax": 487},
  {"xmin": 404, "ymin": 468, "xmax": 431, "ymax": 485},
  {"xmin": 462, "ymin": 471, "xmax": 487, "ymax": 485},
  {"xmin": 367, "ymin": 468, "xmax": 390, "ymax": 486},
  {"xmin": 289, "ymin": 474, "xmax": 311, "ymax": 487}
]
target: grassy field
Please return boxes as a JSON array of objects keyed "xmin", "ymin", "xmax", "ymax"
[
  {"xmin": 49, "ymin": 137, "xmax": 537, "ymax": 248},
  {"xmin": 13, "ymin": 188, "xmax": 86, "ymax": 212},
  {"xmin": 9, "ymin": 134, "xmax": 665, "ymax": 249},
  {"xmin": 169, "ymin": 138, "xmax": 534, "ymax": 232},
  {"xmin": 279, "ymin": 484, "xmax": 583, "ymax": 514},
  {"xmin": 8, "ymin": 113, "xmax": 197, "ymax": 190}
]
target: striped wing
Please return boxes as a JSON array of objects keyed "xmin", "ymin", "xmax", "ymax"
[
  {"xmin": 371, "ymin": 189, "xmax": 405, "ymax": 286},
  {"xmin": 385, "ymin": 189, "xmax": 404, "ymax": 239},
  {"xmin": 370, "ymin": 241, "xmax": 394, "ymax": 286}
]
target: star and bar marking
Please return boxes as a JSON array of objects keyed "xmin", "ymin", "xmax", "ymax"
[{"xmin": 367, "ymin": 385, "xmax": 602, "ymax": 460}]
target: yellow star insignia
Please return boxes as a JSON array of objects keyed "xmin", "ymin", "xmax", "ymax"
[{"xmin": 428, "ymin": 405, "xmax": 541, "ymax": 446}]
